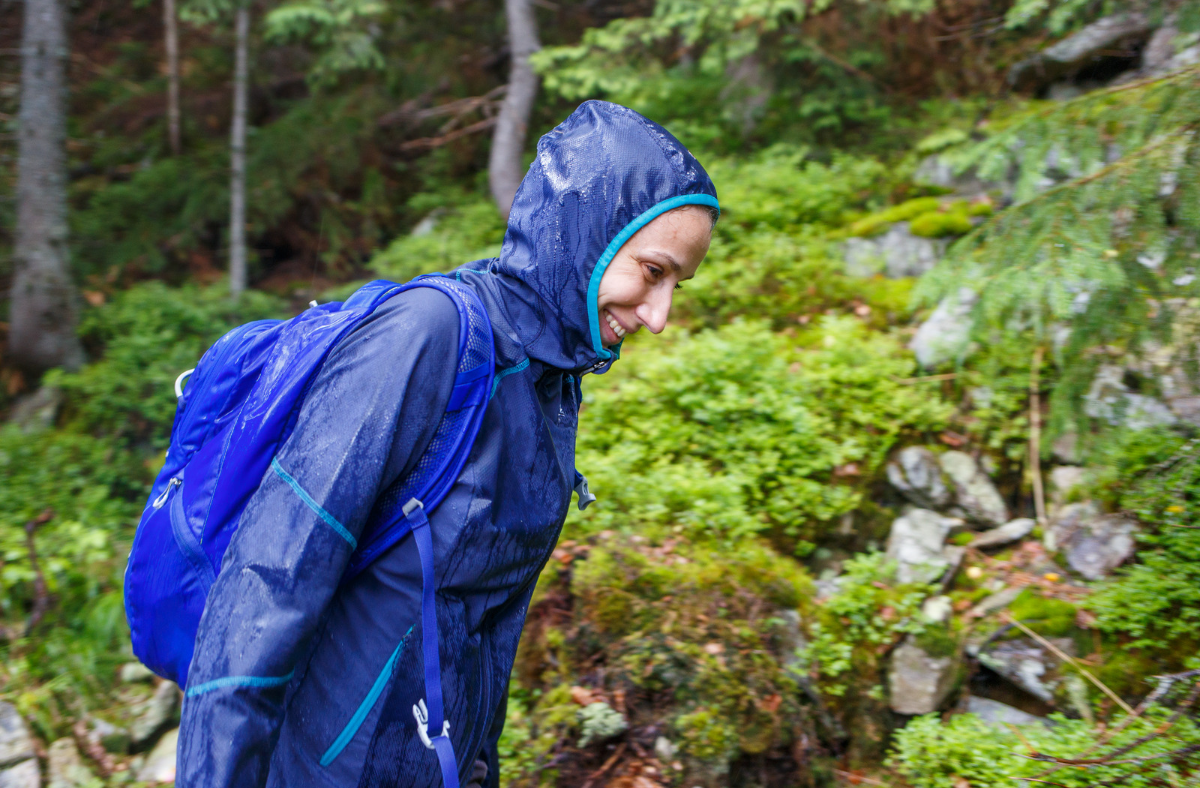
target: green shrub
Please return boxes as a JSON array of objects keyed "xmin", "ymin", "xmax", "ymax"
[
  {"xmin": 708, "ymin": 146, "xmax": 889, "ymax": 233},
  {"xmin": 889, "ymin": 710, "xmax": 1200, "ymax": 787},
  {"xmin": 49, "ymin": 282, "xmax": 284, "ymax": 446},
  {"xmin": 1084, "ymin": 430, "xmax": 1200, "ymax": 660},
  {"xmin": 370, "ymin": 194, "xmax": 505, "ymax": 282},
  {"xmin": 0, "ymin": 426, "xmax": 144, "ymax": 729},
  {"xmin": 674, "ymin": 226, "xmax": 918, "ymax": 330},
  {"xmin": 570, "ymin": 317, "xmax": 951, "ymax": 552},
  {"xmin": 508, "ymin": 536, "xmax": 813, "ymax": 785},
  {"xmin": 798, "ymin": 552, "xmax": 936, "ymax": 698}
]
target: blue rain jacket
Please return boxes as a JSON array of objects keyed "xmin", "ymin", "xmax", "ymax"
[{"xmin": 176, "ymin": 100, "xmax": 718, "ymax": 788}]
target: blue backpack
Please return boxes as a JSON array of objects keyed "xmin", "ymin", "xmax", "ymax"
[{"xmin": 124, "ymin": 277, "xmax": 494, "ymax": 788}]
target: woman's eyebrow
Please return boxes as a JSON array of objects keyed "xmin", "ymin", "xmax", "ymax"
[{"xmin": 642, "ymin": 249, "xmax": 682, "ymax": 274}]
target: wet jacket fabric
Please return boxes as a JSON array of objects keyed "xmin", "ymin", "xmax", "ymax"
[{"xmin": 176, "ymin": 99, "xmax": 718, "ymax": 788}]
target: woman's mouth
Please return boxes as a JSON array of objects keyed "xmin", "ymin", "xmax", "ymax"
[{"xmin": 604, "ymin": 309, "xmax": 627, "ymax": 340}]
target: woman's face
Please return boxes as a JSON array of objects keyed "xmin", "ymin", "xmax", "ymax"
[{"xmin": 596, "ymin": 206, "xmax": 712, "ymax": 347}]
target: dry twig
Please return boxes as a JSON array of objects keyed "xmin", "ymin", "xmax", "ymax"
[
  {"xmin": 999, "ymin": 612, "xmax": 1134, "ymax": 715},
  {"xmin": 24, "ymin": 509, "xmax": 54, "ymax": 635}
]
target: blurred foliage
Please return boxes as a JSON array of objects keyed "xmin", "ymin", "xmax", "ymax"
[
  {"xmin": 4, "ymin": 0, "xmax": 1200, "ymax": 782},
  {"xmin": 890, "ymin": 707, "xmax": 1200, "ymax": 787},
  {"xmin": 569, "ymin": 318, "xmax": 951, "ymax": 555},
  {"xmin": 49, "ymin": 282, "xmax": 285, "ymax": 447},
  {"xmin": 0, "ymin": 426, "xmax": 143, "ymax": 735},
  {"xmin": 501, "ymin": 535, "xmax": 815, "ymax": 786},
  {"xmin": 370, "ymin": 191, "xmax": 506, "ymax": 282},
  {"xmin": 531, "ymin": 0, "xmax": 957, "ymax": 150},
  {"xmin": 798, "ymin": 552, "xmax": 936, "ymax": 699},
  {"xmin": 918, "ymin": 66, "xmax": 1200, "ymax": 432},
  {"xmin": 1087, "ymin": 429, "xmax": 1200, "ymax": 658},
  {"xmin": 1, "ymin": 282, "xmax": 281, "ymax": 744}
]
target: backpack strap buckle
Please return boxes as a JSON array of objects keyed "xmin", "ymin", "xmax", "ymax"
[{"xmin": 412, "ymin": 699, "xmax": 451, "ymax": 750}]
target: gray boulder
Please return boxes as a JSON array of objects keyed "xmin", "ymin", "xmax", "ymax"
[
  {"xmin": 1071, "ymin": 516, "xmax": 1136, "ymax": 580},
  {"xmin": 1009, "ymin": 13, "xmax": 1154, "ymax": 92},
  {"xmin": 119, "ymin": 662, "xmax": 155, "ymax": 685},
  {"xmin": 46, "ymin": 739, "xmax": 93, "ymax": 788},
  {"xmin": 1127, "ymin": 17, "xmax": 1200, "ymax": 79},
  {"xmin": 1046, "ymin": 502, "xmax": 1137, "ymax": 579},
  {"xmin": 81, "ymin": 717, "xmax": 128, "ymax": 757},
  {"xmin": 7, "ymin": 387, "xmax": 62, "ymax": 433},
  {"xmin": 0, "ymin": 760, "xmax": 39, "ymax": 788},
  {"xmin": 130, "ymin": 681, "xmax": 180, "ymax": 750},
  {"xmin": 970, "ymin": 518, "xmax": 1036, "ymax": 550},
  {"xmin": 886, "ymin": 509, "xmax": 965, "ymax": 584},
  {"xmin": 136, "ymin": 727, "xmax": 178, "ymax": 785},
  {"xmin": 1045, "ymin": 501, "xmax": 1099, "ymax": 552},
  {"xmin": 887, "ymin": 447, "xmax": 953, "ymax": 510},
  {"xmin": 941, "ymin": 451, "xmax": 1010, "ymax": 527},
  {"xmin": 0, "ymin": 704, "xmax": 35, "ymax": 769},
  {"xmin": 911, "ymin": 288, "xmax": 977, "ymax": 368},
  {"xmin": 965, "ymin": 696, "xmax": 1046, "ymax": 727},
  {"xmin": 1084, "ymin": 364, "xmax": 1177, "ymax": 430},
  {"xmin": 889, "ymin": 638, "xmax": 959, "ymax": 715},
  {"xmin": 922, "ymin": 595, "xmax": 953, "ymax": 624},
  {"xmin": 978, "ymin": 636, "xmax": 1074, "ymax": 704},
  {"xmin": 844, "ymin": 223, "xmax": 949, "ymax": 280},
  {"xmin": 1049, "ymin": 466, "xmax": 1087, "ymax": 509}
]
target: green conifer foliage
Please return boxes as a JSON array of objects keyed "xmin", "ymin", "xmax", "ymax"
[{"xmin": 917, "ymin": 66, "xmax": 1200, "ymax": 424}]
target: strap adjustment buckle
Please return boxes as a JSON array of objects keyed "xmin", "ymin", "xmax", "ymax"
[{"xmin": 412, "ymin": 699, "xmax": 451, "ymax": 750}]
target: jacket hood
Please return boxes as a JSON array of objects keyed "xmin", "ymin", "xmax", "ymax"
[{"xmin": 464, "ymin": 100, "xmax": 718, "ymax": 375}]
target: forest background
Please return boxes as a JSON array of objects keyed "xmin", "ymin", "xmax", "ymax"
[{"xmin": 2, "ymin": 0, "xmax": 1200, "ymax": 785}]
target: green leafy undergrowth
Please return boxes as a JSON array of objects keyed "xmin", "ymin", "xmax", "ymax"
[
  {"xmin": 49, "ymin": 281, "xmax": 285, "ymax": 447},
  {"xmin": 890, "ymin": 708, "xmax": 1200, "ymax": 787},
  {"xmin": 370, "ymin": 193, "xmax": 506, "ymax": 283},
  {"xmin": 503, "ymin": 534, "xmax": 816, "ymax": 785},
  {"xmin": 570, "ymin": 317, "xmax": 951, "ymax": 554},
  {"xmin": 798, "ymin": 552, "xmax": 938, "ymax": 701},
  {"xmin": 1086, "ymin": 430, "xmax": 1200, "ymax": 670},
  {"xmin": 0, "ymin": 426, "xmax": 143, "ymax": 734},
  {"xmin": 674, "ymin": 226, "xmax": 917, "ymax": 330}
]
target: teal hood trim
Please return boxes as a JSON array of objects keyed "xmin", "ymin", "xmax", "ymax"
[{"xmin": 586, "ymin": 193, "xmax": 720, "ymax": 361}]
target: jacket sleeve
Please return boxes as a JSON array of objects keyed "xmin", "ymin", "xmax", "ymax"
[{"xmin": 176, "ymin": 288, "xmax": 461, "ymax": 788}]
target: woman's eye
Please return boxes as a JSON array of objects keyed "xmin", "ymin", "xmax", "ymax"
[{"xmin": 646, "ymin": 265, "xmax": 663, "ymax": 278}]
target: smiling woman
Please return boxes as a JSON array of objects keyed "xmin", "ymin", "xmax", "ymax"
[{"xmin": 596, "ymin": 205, "xmax": 716, "ymax": 347}]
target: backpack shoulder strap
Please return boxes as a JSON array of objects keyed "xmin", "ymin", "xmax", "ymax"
[{"xmin": 345, "ymin": 276, "xmax": 495, "ymax": 578}]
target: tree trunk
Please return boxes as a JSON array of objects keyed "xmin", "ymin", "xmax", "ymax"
[
  {"xmin": 228, "ymin": 3, "xmax": 249, "ymax": 297},
  {"xmin": 164, "ymin": 0, "xmax": 180, "ymax": 155},
  {"xmin": 10, "ymin": 0, "xmax": 83, "ymax": 373},
  {"xmin": 488, "ymin": 0, "xmax": 540, "ymax": 222}
]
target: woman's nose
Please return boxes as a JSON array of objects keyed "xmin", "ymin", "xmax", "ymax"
[{"xmin": 635, "ymin": 286, "xmax": 673, "ymax": 334}]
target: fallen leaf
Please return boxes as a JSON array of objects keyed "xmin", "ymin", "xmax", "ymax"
[
  {"xmin": 939, "ymin": 431, "xmax": 967, "ymax": 447},
  {"xmin": 570, "ymin": 686, "xmax": 598, "ymax": 706},
  {"xmin": 759, "ymin": 694, "xmax": 782, "ymax": 713}
]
